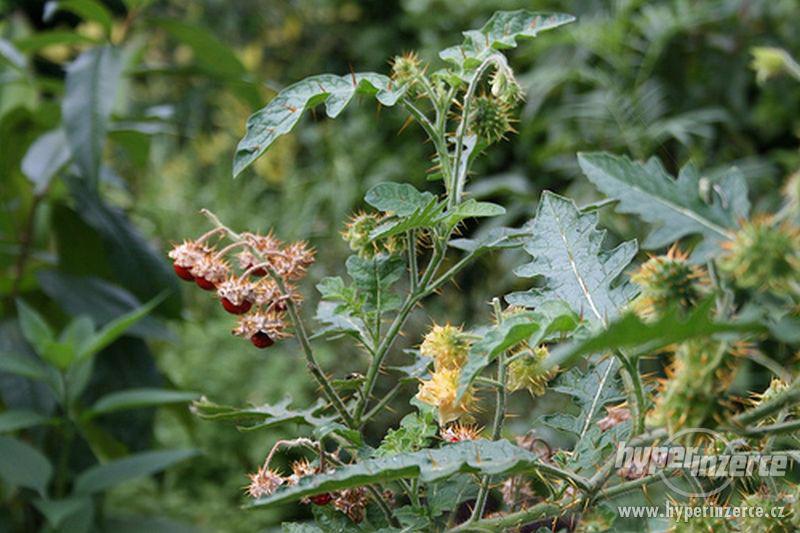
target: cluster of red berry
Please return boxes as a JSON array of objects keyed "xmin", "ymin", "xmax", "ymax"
[{"xmin": 168, "ymin": 227, "xmax": 314, "ymax": 348}]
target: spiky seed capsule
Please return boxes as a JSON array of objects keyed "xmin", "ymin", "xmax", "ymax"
[
  {"xmin": 597, "ymin": 404, "xmax": 632, "ymax": 431},
  {"xmin": 169, "ymin": 240, "xmax": 209, "ymax": 282},
  {"xmin": 468, "ymin": 94, "xmax": 514, "ymax": 144},
  {"xmin": 631, "ymin": 246, "xmax": 709, "ymax": 320},
  {"xmin": 718, "ymin": 216, "xmax": 800, "ymax": 291},
  {"xmin": 332, "ymin": 487, "xmax": 369, "ymax": 523},
  {"xmin": 507, "ymin": 346, "xmax": 555, "ymax": 396},
  {"xmin": 233, "ymin": 310, "xmax": 289, "ymax": 349},
  {"xmin": 217, "ymin": 276, "xmax": 255, "ymax": 315},
  {"xmin": 646, "ymin": 339, "xmax": 743, "ymax": 432},
  {"xmin": 416, "ymin": 368, "xmax": 478, "ymax": 425},
  {"xmin": 191, "ymin": 255, "xmax": 230, "ymax": 291},
  {"xmin": 391, "ymin": 51, "xmax": 421, "ymax": 86},
  {"xmin": 420, "ymin": 323, "xmax": 471, "ymax": 371},
  {"xmin": 440, "ymin": 422, "xmax": 482, "ymax": 443},
  {"xmin": 246, "ymin": 466, "xmax": 284, "ymax": 499},
  {"xmin": 341, "ymin": 212, "xmax": 403, "ymax": 258},
  {"xmin": 738, "ymin": 491, "xmax": 797, "ymax": 533}
]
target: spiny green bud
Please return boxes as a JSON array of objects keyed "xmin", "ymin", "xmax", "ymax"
[
  {"xmin": 507, "ymin": 346, "xmax": 555, "ymax": 397},
  {"xmin": 341, "ymin": 211, "xmax": 404, "ymax": 258},
  {"xmin": 420, "ymin": 323, "xmax": 472, "ymax": 372},
  {"xmin": 391, "ymin": 51, "xmax": 422, "ymax": 86},
  {"xmin": 647, "ymin": 339, "xmax": 743, "ymax": 432},
  {"xmin": 739, "ymin": 491, "xmax": 797, "ymax": 532},
  {"xmin": 718, "ymin": 216, "xmax": 800, "ymax": 291},
  {"xmin": 490, "ymin": 65, "xmax": 523, "ymax": 105},
  {"xmin": 630, "ymin": 245, "xmax": 709, "ymax": 320},
  {"xmin": 468, "ymin": 94, "xmax": 515, "ymax": 144}
]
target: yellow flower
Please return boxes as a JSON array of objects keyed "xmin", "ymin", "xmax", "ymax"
[
  {"xmin": 420, "ymin": 324, "xmax": 471, "ymax": 371},
  {"xmin": 416, "ymin": 368, "xmax": 477, "ymax": 425}
]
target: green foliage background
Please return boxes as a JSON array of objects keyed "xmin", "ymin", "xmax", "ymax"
[{"xmin": 1, "ymin": 0, "xmax": 798, "ymax": 531}]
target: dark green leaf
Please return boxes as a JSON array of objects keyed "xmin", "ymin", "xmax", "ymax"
[
  {"xmin": 448, "ymin": 226, "xmax": 530, "ymax": 253},
  {"xmin": 33, "ymin": 497, "xmax": 92, "ymax": 529},
  {"xmin": 192, "ymin": 396, "xmax": 333, "ymax": 431},
  {"xmin": 234, "ymin": 73, "xmax": 402, "ymax": 177},
  {"xmin": 62, "ymin": 46, "xmax": 123, "ymax": 185},
  {"xmin": 0, "ymin": 351, "xmax": 48, "ymax": 381},
  {"xmin": 364, "ymin": 182, "xmax": 435, "ymax": 216},
  {"xmin": 506, "ymin": 192, "xmax": 638, "ymax": 325},
  {"xmin": 369, "ymin": 198, "xmax": 445, "ymax": 240},
  {"xmin": 577, "ymin": 152, "xmax": 749, "ymax": 258},
  {"xmin": 84, "ymin": 388, "xmax": 199, "ymax": 419},
  {"xmin": 14, "ymin": 31, "xmax": 98, "ymax": 52},
  {"xmin": 16, "ymin": 300, "xmax": 54, "ymax": 354},
  {"xmin": 21, "ymin": 128, "xmax": 70, "ymax": 194},
  {"xmin": 74, "ymin": 449, "xmax": 197, "ymax": 494},
  {"xmin": 0, "ymin": 436, "xmax": 53, "ymax": 496},
  {"xmin": 438, "ymin": 199, "xmax": 505, "ymax": 228},
  {"xmin": 78, "ymin": 293, "xmax": 166, "ymax": 360},
  {"xmin": 44, "ymin": 1, "xmax": 114, "ymax": 34},
  {"xmin": 156, "ymin": 19, "xmax": 247, "ymax": 79},
  {"xmin": 375, "ymin": 411, "xmax": 437, "ymax": 456},
  {"xmin": 0, "ymin": 410, "xmax": 50, "ymax": 433}
]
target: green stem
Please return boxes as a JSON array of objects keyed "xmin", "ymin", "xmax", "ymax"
[
  {"xmin": 450, "ymin": 502, "xmax": 560, "ymax": 532},
  {"xmin": 470, "ymin": 299, "xmax": 508, "ymax": 521},
  {"xmin": 406, "ymin": 230, "xmax": 418, "ymax": 291},
  {"xmin": 618, "ymin": 351, "xmax": 646, "ymax": 435},
  {"xmin": 362, "ymin": 382, "xmax": 404, "ymax": 423}
]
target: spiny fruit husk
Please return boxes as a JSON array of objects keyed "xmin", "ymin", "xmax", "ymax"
[
  {"xmin": 631, "ymin": 245, "xmax": 709, "ymax": 320},
  {"xmin": 468, "ymin": 94, "xmax": 515, "ymax": 145},
  {"xmin": 718, "ymin": 215, "xmax": 800, "ymax": 291},
  {"xmin": 416, "ymin": 368, "xmax": 478, "ymax": 425},
  {"xmin": 738, "ymin": 490, "xmax": 798, "ymax": 532},
  {"xmin": 391, "ymin": 51, "xmax": 422, "ymax": 86},
  {"xmin": 647, "ymin": 339, "xmax": 744, "ymax": 432},
  {"xmin": 420, "ymin": 323, "xmax": 472, "ymax": 372},
  {"xmin": 341, "ymin": 211, "xmax": 404, "ymax": 258},
  {"xmin": 507, "ymin": 346, "xmax": 556, "ymax": 397}
]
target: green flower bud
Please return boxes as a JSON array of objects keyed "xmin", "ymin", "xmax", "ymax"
[{"xmin": 468, "ymin": 94, "xmax": 515, "ymax": 144}]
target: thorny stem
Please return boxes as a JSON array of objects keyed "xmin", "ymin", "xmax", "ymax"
[
  {"xmin": 450, "ymin": 502, "xmax": 560, "ymax": 532},
  {"xmin": 406, "ymin": 230, "xmax": 418, "ymax": 291},
  {"xmin": 200, "ymin": 209, "xmax": 355, "ymax": 427},
  {"xmin": 363, "ymin": 381, "xmax": 404, "ymax": 423},
  {"xmin": 618, "ymin": 351, "xmax": 646, "ymax": 435},
  {"xmin": 450, "ymin": 54, "xmax": 506, "ymax": 209}
]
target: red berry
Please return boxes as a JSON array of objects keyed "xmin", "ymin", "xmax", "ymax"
[
  {"xmin": 173, "ymin": 263, "xmax": 195, "ymax": 281},
  {"xmin": 250, "ymin": 332, "xmax": 274, "ymax": 349},
  {"xmin": 221, "ymin": 298, "xmax": 252, "ymax": 315},
  {"xmin": 195, "ymin": 277, "xmax": 216, "ymax": 291},
  {"xmin": 251, "ymin": 267, "xmax": 267, "ymax": 277},
  {"xmin": 310, "ymin": 493, "xmax": 332, "ymax": 506}
]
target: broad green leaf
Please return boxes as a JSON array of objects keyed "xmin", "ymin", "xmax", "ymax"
[
  {"xmin": 438, "ymin": 199, "xmax": 505, "ymax": 228},
  {"xmin": 44, "ymin": 1, "xmax": 114, "ymax": 35},
  {"xmin": 234, "ymin": 73, "xmax": 403, "ymax": 177},
  {"xmin": 62, "ymin": 46, "xmax": 124, "ymax": 185},
  {"xmin": 0, "ymin": 436, "xmax": 53, "ymax": 496},
  {"xmin": 0, "ymin": 410, "xmax": 50, "ymax": 433},
  {"xmin": 369, "ymin": 198, "xmax": 445, "ymax": 240},
  {"xmin": 33, "ymin": 497, "xmax": 92, "ymax": 529},
  {"xmin": 506, "ymin": 192, "xmax": 638, "ymax": 325},
  {"xmin": 440, "ymin": 11, "xmax": 576, "ymax": 71},
  {"xmin": 39, "ymin": 339, "xmax": 77, "ymax": 369},
  {"xmin": 78, "ymin": 293, "xmax": 166, "ymax": 360},
  {"xmin": 0, "ymin": 351, "xmax": 48, "ymax": 381},
  {"xmin": 548, "ymin": 299, "xmax": 763, "ymax": 369},
  {"xmin": 76, "ymin": 420, "xmax": 127, "ymax": 462},
  {"xmin": 21, "ymin": 128, "xmax": 70, "ymax": 194},
  {"xmin": 457, "ymin": 301, "xmax": 578, "ymax": 399},
  {"xmin": 74, "ymin": 449, "xmax": 197, "ymax": 494},
  {"xmin": 84, "ymin": 388, "xmax": 200, "ymax": 419},
  {"xmin": 16, "ymin": 300, "xmax": 54, "ymax": 354},
  {"xmin": 313, "ymin": 301, "xmax": 371, "ymax": 342},
  {"xmin": 249, "ymin": 439, "xmax": 565, "ymax": 508},
  {"xmin": 448, "ymin": 226, "xmax": 530, "ymax": 253},
  {"xmin": 13, "ymin": 31, "xmax": 98, "ymax": 52},
  {"xmin": 192, "ymin": 396, "xmax": 333, "ymax": 431},
  {"xmin": 345, "ymin": 254, "xmax": 404, "ymax": 312},
  {"xmin": 577, "ymin": 152, "xmax": 749, "ymax": 258},
  {"xmin": 365, "ymin": 182, "xmax": 435, "ymax": 216}
]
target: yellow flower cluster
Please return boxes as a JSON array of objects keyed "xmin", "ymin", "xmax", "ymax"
[{"xmin": 415, "ymin": 324, "xmax": 478, "ymax": 425}]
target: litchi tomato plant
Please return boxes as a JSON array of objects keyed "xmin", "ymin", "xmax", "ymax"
[{"xmin": 175, "ymin": 11, "xmax": 800, "ymax": 532}]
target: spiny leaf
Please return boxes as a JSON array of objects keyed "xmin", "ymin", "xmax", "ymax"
[
  {"xmin": 249, "ymin": 439, "xmax": 569, "ymax": 508},
  {"xmin": 369, "ymin": 197, "xmax": 446, "ymax": 240},
  {"xmin": 448, "ymin": 226, "xmax": 531, "ymax": 253},
  {"xmin": 577, "ymin": 152, "xmax": 749, "ymax": 259},
  {"xmin": 234, "ymin": 73, "xmax": 403, "ymax": 177},
  {"xmin": 192, "ymin": 396, "xmax": 333, "ymax": 431},
  {"xmin": 440, "ymin": 11, "xmax": 576, "ymax": 71},
  {"xmin": 547, "ymin": 299, "xmax": 764, "ymax": 369},
  {"xmin": 507, "ymin": 192, "xmax": 637, "ymax": 325},
  {"xmin": 457, "ymin": 301, "xmax": 578, "ymax": 400}
]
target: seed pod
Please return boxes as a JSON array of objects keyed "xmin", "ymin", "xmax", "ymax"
[{"xmin": 468, "ymin": 94, "xmax": 514, "ymax": 144}]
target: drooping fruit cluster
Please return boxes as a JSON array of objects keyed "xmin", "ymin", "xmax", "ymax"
[
  {"xmin": 415, "ymin": 323, "xmax": 479, "ymax": 425},
  {"xmin": 631, "ymin": 245, "xmax": 709, "ymax": 319},
  {"xmin": 718, "ymin": 215, "xmax": 800, "ymax": 292},
  {"xmin": 341, "ymin": 211, "xmax": 404, "ymax": 258},
  {"xmin": 168, "ymin": 224, "xmax": 314, "ymax": 349},
  {"xmin": 647, "ymin": 339, "xmax": 744, "ymax": 432}
]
